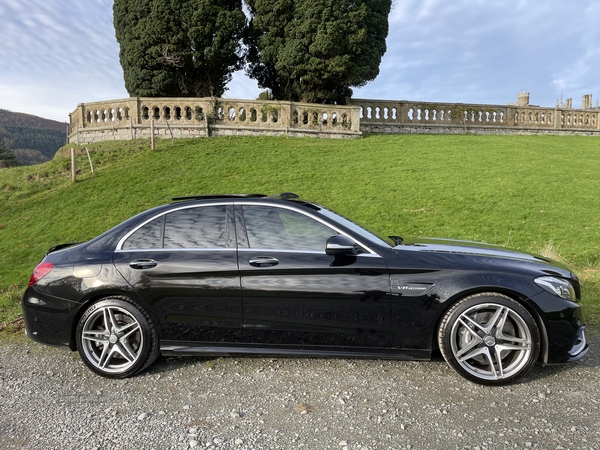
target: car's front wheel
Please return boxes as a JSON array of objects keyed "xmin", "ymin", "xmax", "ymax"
[
  {"xmin": 76, "ymin": 297, "xmax": 159, "ymax": 378},
  {"xmin": 438, "ymin": 293, "xmax": 540, "ymax": 385}
]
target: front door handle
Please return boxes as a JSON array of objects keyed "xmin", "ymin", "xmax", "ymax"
[
  {"xmin": 129, "ymin": 259, "xmax": 158, "ymax": 269},
  {"xmin": 249, "ymin": 256, "xmax": 279, "ymax": 267}
]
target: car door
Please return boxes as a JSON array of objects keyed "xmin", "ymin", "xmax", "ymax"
[
  {"xmin": 235, "ymin": 203, "xmax": 392, "ymax": 349},
  {"xmin": 113, "ymin": 203, "xmax": 243, "ymax": 343}
]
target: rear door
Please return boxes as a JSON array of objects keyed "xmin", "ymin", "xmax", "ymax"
[{"xmin": 113, "ymin": 203, "xmax": 243, "ymax": 343}]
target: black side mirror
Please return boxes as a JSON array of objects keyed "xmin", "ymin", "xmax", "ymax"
[{"xmin": 325, "ymin": 235, "xmax": 358, "ymax": 256}]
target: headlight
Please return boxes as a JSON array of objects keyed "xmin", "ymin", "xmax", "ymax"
[{"xmin": 535, "ymin": 276, "xmax": 577, "ymax": 300}]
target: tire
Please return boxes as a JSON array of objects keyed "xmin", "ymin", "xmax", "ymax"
[
  {"xmin": 76, "ymin": 297, "xmax": 159, "ymax": 378},
  {"xmin": 438, "ymin": 293, "xmax": 540, "ymax": 386}
]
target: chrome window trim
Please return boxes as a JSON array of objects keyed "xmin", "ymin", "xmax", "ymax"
[
  {"xmin": 115, "ymin": 200, "xmax": 381, "ymax": 256},
  {"xmin": 116, "ymin": 202, "xmax": 231, "ymax": 251},
  {"xmin": 236, "ymin": 248, "xmax": 382, "ymax": 257},
  {"xmin": 115, "ymin": 247, "xmax": 236, "ymax": 253}
]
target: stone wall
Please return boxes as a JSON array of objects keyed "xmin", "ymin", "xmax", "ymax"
[
  {"xmin": 68, "ymin": 94, "xmax": 600, "ymax": 144},
  {"xmin": 68, "ymin": 97, "xmax": 361, "ymax": 144}
]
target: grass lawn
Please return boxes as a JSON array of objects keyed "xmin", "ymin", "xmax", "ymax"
[{"xmin": 1, "ymin": 134, "xmax": 600, "ymax": 329}]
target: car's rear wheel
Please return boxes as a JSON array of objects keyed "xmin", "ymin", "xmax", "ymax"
[
  {"xmin": 76, "ymin": 297, "xmax": 159, "ymax": 378},
  {"xmin": 438, "ymin": 293, "xmax": 540, "ymax": 385}
]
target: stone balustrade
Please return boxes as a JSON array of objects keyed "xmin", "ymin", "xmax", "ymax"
[
  {"xmin": 68, "ymin": 97, "xmax": 361, "ymax": 144},
  {"xmin": 352, "ymin": 99, "xmax": 600, "ymax": 135},
  {"xmin": 68, "ymin": 95, "xmax": 600, "ymax": 144}
]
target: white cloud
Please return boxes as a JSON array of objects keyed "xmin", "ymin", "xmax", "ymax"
[
  {"xmin": 356, "ymin": 0, "xmax": 600, "ymax": 108},
  {"xmin": 0, "ymin": 0, "xmax": 126, "ymax": 121},
  {"xmin": 0, "ymin": 0, "xmax": 599, "ymax": 121}
]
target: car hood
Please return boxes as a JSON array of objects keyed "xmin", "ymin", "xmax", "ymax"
[{"xmin": 393, "ymin": 237, "xmax": 571, "ymax": 271}]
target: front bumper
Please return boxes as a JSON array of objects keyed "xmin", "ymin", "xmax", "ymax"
[
  {"xmin": 529, "ymin": 289, "xmax": 588, "ymax": 364},
  {"xmin": 566, "ymin": 326, "xmax": 588, "ymax": 362}
]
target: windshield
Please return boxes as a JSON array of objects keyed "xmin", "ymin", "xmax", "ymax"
[{"xmin": 313, "ymin": 206, "xmax": 393, "ymax": 248}]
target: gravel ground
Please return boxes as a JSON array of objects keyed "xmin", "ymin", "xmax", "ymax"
[{"xmin": 1, "ymin": 330, "xmax": 599, "ymax": 450}]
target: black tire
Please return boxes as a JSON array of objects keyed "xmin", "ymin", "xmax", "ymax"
[
  {"xmin": 76, "ymin": 297, "xmax": 159, "ymax": 378},
  {"xmin": 438, "ymin": 293, "xmax": 540, "ymax": 386}
]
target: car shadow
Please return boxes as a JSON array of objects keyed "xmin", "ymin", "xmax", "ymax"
[{"xmin": 136, "ymin": 326, "xmax": 597, "ymax": 382}]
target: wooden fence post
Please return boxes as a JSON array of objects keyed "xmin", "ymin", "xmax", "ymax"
[
  {"xmin": 85, "ymin": 147, "xmax": 94, "ymax": 173},
  {"xmin": 151, "ymin": 119, "xmax": 155, "ymax": 150},
  {"xmin": 71, "ymin": 148, "xmax": 76, "ymax": 182}
]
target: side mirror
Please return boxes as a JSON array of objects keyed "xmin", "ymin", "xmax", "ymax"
[{"xmin": 325, "ymin": 235, "xmax": 358, "ymax": 256}]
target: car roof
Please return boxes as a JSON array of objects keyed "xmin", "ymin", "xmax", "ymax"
[{"xmin": 170, "ymin": 192, "xmax": 301, "ymax": 202}]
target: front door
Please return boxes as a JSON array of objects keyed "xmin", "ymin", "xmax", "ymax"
[{"xmin": 235, "ymin": 204, "xmax": 392, "ymax": 349}]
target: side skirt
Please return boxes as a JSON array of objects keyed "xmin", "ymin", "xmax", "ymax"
[{"xmin": 160, "ymin": 341, "xmax": 431, "ymax": 360}]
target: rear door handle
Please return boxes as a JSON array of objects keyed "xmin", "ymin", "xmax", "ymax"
[
  {"xmin": 249, "ymin": 256, "xmax": 279, "ymax": 267},
  {"xmin": 129, "ymin": 259, "xmax": 158, "ymax": 269}
]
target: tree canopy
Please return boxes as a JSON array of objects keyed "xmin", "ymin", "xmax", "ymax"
[
  {"xmin": 0, "ymin": 145, "xmax": 20, "ymax": 169},
  {"xmin": 113, "ymin": 0, "xmax": 246, "ymax": 97},
  {"xmin": 245, "ymin": 0, "xmax": 392, "ymax": 104}
]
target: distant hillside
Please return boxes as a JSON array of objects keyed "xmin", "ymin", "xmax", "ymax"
[
  {"xmin": 0, "ymin": 109, "xmax": 66, "ymax": 132},
  {"xmin": 0, "ymin": 109, "xmax": 67, "ymax": 165}
]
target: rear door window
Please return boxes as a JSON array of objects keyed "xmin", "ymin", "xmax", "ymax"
[
  {"xmin": 164, "ymin": 206, "xmax": 228, "ymax": 248},
  {"xmin": 122, "ymin": 205, "xmax": 229, "ymax": 249}
]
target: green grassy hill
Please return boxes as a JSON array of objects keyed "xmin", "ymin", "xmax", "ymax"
[{"xmin": 1, "ymin": 134, "xmax": 600, "ymax": 326}]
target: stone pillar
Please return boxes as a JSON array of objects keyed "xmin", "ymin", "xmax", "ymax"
[
  {"xmin": 131, "ymin": 98, "xmax": 140, "ymax": 124},
  {"xmin": 506, "ymin": 107, "xmax": 514, "ymax": 126},
  {"xmin": 398, "ymin": 102, "xmax": 409, "ymax": 125},
  {"xmin": 73, "ymin": 103, "xmax": 85, "ymax": 132},
  {"xmin": 517, "ymin": 92, "xmax": 530, "ymax": 106},
  {"xmin": 281, "ymin": 101, "xmax": 292, "ymax": 131},
  {"xmin": 350, "ymin": 106, "xmax": 361, "ymax": 133}
]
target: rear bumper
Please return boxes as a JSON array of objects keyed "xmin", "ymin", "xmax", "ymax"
[{"xmin": 22, "ymin": 286, "xmax": 79, "ymax": 349}]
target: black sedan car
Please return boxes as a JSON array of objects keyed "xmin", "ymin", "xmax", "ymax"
[{"xmin": 23, "ymin": 193, "xmax": 588, "ymax": 385}]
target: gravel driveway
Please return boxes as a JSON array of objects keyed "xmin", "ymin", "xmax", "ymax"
[{"xmin": 1, "ymin": 330, "xmax": 599, "ymax": 450}]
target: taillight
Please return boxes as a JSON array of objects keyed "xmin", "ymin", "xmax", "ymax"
[{"xmin": 28, "ymin": 262, "xmax": 54, "ymax": 287}]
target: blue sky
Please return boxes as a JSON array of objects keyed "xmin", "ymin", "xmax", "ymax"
[{"xmin": 1, "ymin": 0, "xmax": 599, "ymax": 122}]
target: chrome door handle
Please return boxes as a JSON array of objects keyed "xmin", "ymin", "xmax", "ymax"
[
  {"xmin": 129, "ymin": 259, "xmax": 158, "ymax": 269},
  {"xmin": 249, "ymin": 256, "xmax": 279, "ymax": 267}
]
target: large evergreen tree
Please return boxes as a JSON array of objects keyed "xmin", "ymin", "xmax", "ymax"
[
  {"xmin": 245, "ymin": 0, "xmax": 392, "ymax": 104},
  {"xmin": 113, "ymin": 0, "xmax": 246, "ymax": 97}
]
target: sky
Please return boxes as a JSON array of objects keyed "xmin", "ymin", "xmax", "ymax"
[{"xmin": 1, "ymin": 0, "xmax": 599, "ymax": 123}]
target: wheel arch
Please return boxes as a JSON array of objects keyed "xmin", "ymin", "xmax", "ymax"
[
  {"xmin": 432, "ymin": 287, "xmax": 549, "ymax": 364},
  {"xmin": 68, "ymin": 290, "xmax": 161, "ymax": 351}
]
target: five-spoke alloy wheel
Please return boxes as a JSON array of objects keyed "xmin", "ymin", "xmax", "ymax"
[
  {"xmin": 438, "ymin": 293, "xmax": 540, "ymax": 385},
  {"xmin": 76, "ymin": 297, "xmax": 159, "ymax": 378}
]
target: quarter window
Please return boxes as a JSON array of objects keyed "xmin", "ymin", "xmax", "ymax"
[{"xmin": 122, "ymin": 216, "xmax": 163, "ymax": 249}]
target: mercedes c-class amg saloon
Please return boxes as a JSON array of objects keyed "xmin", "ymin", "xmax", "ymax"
[{"xmin": 23, "ymin": 193, "xmax": 588, "ymax": 385}]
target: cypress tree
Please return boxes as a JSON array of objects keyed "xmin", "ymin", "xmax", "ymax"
[
  {"xmin": 113, "ymin": 0, "xmax": 246, "ymax": 97},
  {"xmin": 245, "ymin": 0, "xmax": 392, "ymax": 104}
]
